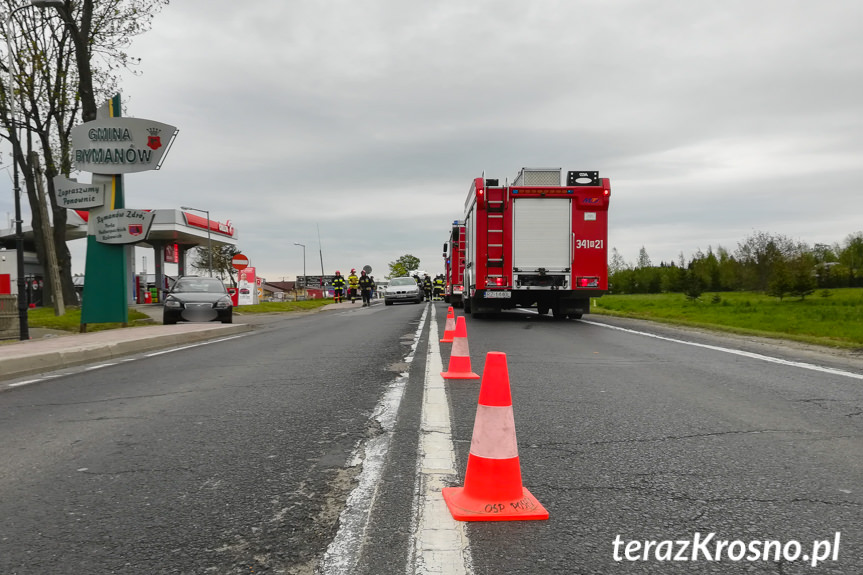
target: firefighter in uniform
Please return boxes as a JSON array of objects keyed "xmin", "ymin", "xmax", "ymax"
[
  {"xmin": 358, "ymin": 270, "xmax": 373, "ymax": 307},
  {"xmin": 331, "ymin": 271, "xmax": 346, "ymax": 303},
  {"xmin": 433, "ymin": 274, "xmax": 445, "ymax": 301},
  {"xmin": 422, "ymin": 274, "xmax": 433, "ymax": 301},
  {"xmin": 347, "ymin": 268, "xmax": 360, "ymax": 303}
]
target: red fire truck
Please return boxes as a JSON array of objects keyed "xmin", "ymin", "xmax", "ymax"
[
  {"xmin": 442, "ymin": 220, "xmax": 466, "ymax": 307},
  {"xmin": 462, "ymin": 168, "xmax": 610, "ymax": 318}
]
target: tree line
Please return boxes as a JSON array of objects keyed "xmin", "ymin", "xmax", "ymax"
[{"xmin": 609, "ymin": 231, "xmax": 863, "ymax": 300}]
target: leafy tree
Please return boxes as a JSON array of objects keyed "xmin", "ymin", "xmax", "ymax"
[
  {"xmin": 188, "ymin": 245, "xmax": 242, "ymax": 286},
  {"xmin": 789, "ymin": 254, "xmax": 817, "ymax": 300},
  {"xmin": 838, "ymin": 232, "xmax": 863, "ymax": 287},
  {"xmin": 636, "ymin": 246, "xmax": 652, "ymax": 269},
  {"xmin": 716, "ymin": 247, "xmax": 739, "ymax": 291},
  {"xmin": 682, "ymin": 269, "xmax": 703, "ymax": 301},
  {"xmin": 735, "ymin": 231, "xmax": 799, "ymax": 291},
  {"xmin": 388, "ymin": 254, "xmax": 420, "ymax": 279},
  {"xmin": 767, "ymin": 260, "xmax": 792, "ymax": 300},
  {"xmin": 609, "ymin": 247, "xmax": 628, "ymax": 275}
]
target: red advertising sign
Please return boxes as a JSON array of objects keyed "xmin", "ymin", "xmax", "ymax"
[{"xmin": 164, "ymin": 243, "xmax": 179, "ymax": 264}]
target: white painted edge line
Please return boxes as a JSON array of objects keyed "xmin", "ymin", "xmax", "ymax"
[
  {"xmin": 143, "ymin": 334, "xmax": 248, "ymax": 357},
  {"xmin": 5, "ymin": 335, "xmax": 250, "ymax": 389},
  {"xmin": 580, "ymin": 319, "xmax": 863, "ymax": 381},
  {"xmin": 408, "ymin": 307, "xmax": 473, "ymax": 575},
  {"xmin": 84, "ymin": 362, "xmax": 118, "ymax": 370},
  {"xmin": 6, "ymin": 374, "xmax": 60, "ymax": 388},
  {"xmin": 320, "ymin": 306, "xmax": 427, "ymax": 574}
]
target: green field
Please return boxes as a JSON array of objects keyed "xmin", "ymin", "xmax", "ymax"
[{"xmin": 592, "ymin": 289, "xmax": 863, "ymax": 349}]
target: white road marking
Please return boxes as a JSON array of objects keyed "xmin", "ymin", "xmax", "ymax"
[
  {"xmin": 409, "ymin": 308, "xmax": 472, "ymax": 574},
  {"xmin": 7, "ymin": 378, "xmax": 48, "ymax": 388},
  {"xmin": 320, "ymin": 306, "xmax": 427, "ymax": 574},
  {"xmin": 84, "ymin": 363, "xmax": 118, "ymax": 370},
  {"xmin": 4, "ymin": 334, "xmax": 250, "ymax": 389},
  {"xmin": 581, "ymin": 319, "xmax": 863, "ymax": 380},
  {"xmin": 143, "ymin": 334, "xmax": 248, "ymax": 357}
]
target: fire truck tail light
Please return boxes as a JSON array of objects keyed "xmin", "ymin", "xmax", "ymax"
[
  {"xmin": 488, "ymin": 277, "xmax": 506, "ymax": 286},
  {"xmin": 577, "ymin": 276, "xmax": 599, "ymax": 288}
]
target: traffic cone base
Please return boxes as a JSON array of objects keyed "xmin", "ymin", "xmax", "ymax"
[{"xmin": 442, "ymin": 485, "xmax": 548, "ymax": 522}]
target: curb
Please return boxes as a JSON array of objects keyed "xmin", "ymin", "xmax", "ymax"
[{"xmin": 1, "ymin": 324, "xmax": 253, "ymax": 383}]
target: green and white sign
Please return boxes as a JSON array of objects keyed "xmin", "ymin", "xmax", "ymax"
[
  {"xmin": 92, "ymin": 209, "xmax": 155, "ymax": 244},
  {"xmin": 71, "ymin": 117, "xmax": 178, "ymax": 174},
  {"xmin": 53, "ymin": 176, "xmax": 106, "ymax": 209}
]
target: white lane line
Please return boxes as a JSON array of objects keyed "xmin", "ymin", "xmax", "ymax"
[
  {"xmin": 581, "ymin": 319, "xmax": 863, "ymax": 381},
  {"xmin": 320, "ymin": 306, "xmax": 428, "ymax": 574},
  {"xmin": 409, "ymin": 308, "xmax": 472, "ymax": 574},
  {"xmin": 7, "ymin": 378, "xmax": 46, "ymax": 388},
  {"xmin": 84, "ymin": 363, "xmax": 118, "ymax": 370},
  {"xmin": 5, "ymin": 335, "xmax": 251, "ymax": 390},
  {"xmin": 143, "ymin": 334, "xmax": 248, "ymax": 357}
]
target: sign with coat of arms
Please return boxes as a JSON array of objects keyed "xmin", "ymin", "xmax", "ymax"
[
  {"xmin": 71, "ymin": 117, "xmax": 179, "ymax": 174},
  {"xmin": 92, "ymin": 209, "xmax": 156, "ymax": 244}
]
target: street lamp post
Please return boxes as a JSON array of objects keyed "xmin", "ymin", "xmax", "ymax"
[
  {"xmin": 4, "ymin": 0, "xmax": 64, "ymax": 340},
  {"xmin": 181, "ymin": 206, "xmax": 212, "ymax": 276},
  {"xmin": 294, "ymin": 242, "xmax": 305, "ymax": 299}
]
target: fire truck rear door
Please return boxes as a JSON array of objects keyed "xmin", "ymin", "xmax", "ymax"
[{"xmin": 512, "ymin": 198, "xmax": 571, "ymax": 271}]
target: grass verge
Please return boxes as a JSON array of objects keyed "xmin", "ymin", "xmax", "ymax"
[
  {"xmin": 23, "ymin": 298, "xmax": 335, "ymax": 333},
  {"xmin": 232, "ymin": 299, "xmax": 333, "ymax": 314},
  {"xmin": 591, "ymin": 289, "xmax": 863, "ymax": 350},
  {"xmin": 26, "ymin": 306, "xmax": 152, "ymax": 333}
]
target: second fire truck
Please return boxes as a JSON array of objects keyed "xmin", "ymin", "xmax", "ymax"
[
  {"xmin": 442, "ymin": 220, "xmax": 466, "ymax": 307},
  {"xmin": 462, "ymin": 167, "xmax": 611, "ymax": 318}
]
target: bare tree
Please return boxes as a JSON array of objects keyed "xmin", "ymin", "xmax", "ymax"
[{"xmin": 1, "ymin": 0, "xmax": 169, "ymax": 309}]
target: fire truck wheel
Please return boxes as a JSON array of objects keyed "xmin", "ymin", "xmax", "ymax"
[
  {"xmin": 569, "ymin": 313, "xmax": 583, "ymax": 320},
  {"xmin": 537, "ymin": 304, "xmax": 549, "ymax": 315}
]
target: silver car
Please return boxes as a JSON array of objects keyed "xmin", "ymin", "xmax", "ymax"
[{"xmin": 384, "ymin": 277, "xmax": 423, "ymax": 305}]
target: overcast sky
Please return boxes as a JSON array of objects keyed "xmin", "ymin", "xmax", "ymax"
[{"xmin": 6, "ymin": 0, "xmax": 863, "ymax": 281}]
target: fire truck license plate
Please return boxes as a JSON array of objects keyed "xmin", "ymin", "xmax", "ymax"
[{"xmin": 484, "ymin": 291, "xmax": 511, "ymax": 299}]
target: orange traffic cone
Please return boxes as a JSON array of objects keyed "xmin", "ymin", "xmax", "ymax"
[
  {"xmin": 440, "ymin": 306, "xmax": 457, "ymax": 343},
  {"xmin": 442, "ymin": 352, "xmax": 548, "ymax": 521},
  {"xmin": 440, "ymin": 316, "xmax": 480, "ymax": 380}
]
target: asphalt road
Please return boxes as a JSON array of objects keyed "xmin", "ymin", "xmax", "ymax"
[
  {"xmin": 448, "ymin": 310, "xmax": 863, "ymax": 575},
  {"xmin": 1, "ymin": 302, "xmax": 861, "ymax": 574}
]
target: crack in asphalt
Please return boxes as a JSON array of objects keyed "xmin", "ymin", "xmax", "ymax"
[
  {"xmin": 539, "ymin": 429, "xmax": 815, "ymax": 447},
  {"xmin": 22, "ymin": 389, "xmax": 201, "ymax": 406}
]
